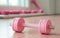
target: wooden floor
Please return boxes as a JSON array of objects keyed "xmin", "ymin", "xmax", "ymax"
[{"xmin": 0, "ymin": 15, "xmax": 60, "ymax": 38}]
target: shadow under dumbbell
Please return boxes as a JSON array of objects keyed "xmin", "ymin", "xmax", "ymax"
[
  {"xmin": 13, "ymin": 33, "xmax": 60, "ymax": 38},
  {"xmin": 46, "ymin": 33, "xmax": 60, "ymax": 35}
]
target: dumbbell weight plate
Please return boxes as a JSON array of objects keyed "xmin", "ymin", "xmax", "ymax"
[
  {"xmin": 38, "ymin": 9, "xmax": 43, "ymax": 13},
  {"xmin": 11, "ymin": 18, "xmax": 25, "ymax": 32},
  {"xmin": 39, "ymin": 20, "xmax": 51, "ymax": 34},
  {"xmin": 31, "ymin": 10, "xmax": 38, "ymax": 14}
]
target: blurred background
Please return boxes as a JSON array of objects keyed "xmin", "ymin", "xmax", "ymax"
[{"xmin": 0, "ymin": 0, "xmax": 59, "ymax": 15}]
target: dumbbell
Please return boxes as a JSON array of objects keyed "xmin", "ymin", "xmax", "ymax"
[
  {"xmin": 24, "ymin": 9, "xmax": 43, "ymax": 14},
  {"xmin": 0, "ymin": 9, "xmax": 43, "ymax": 15},
  {"xmin": 1, "ymin": 10, "xmax": 22, "ymax": 15},
  {"xmin": 11, "ymin": 18, "xmax": 54, "ymax": 34},
  {"xmin": 21, "ymin": 9, "xmax": 43, "ymax": 14}
]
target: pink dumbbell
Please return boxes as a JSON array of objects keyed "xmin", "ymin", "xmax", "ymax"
[
  {"xmin": 21, "ymin": 10, "xmax": 38, "ymax": 14},
  {"xmin": 1, "ymin": 10, "xmax": 8, "ymax": 15},
  {"xmin": 31, "ymin": 10, "xmax": 38, "ymax": 14},
  {"xmin": 1, "ymin": 10, "xmax": 22, "ymax": 15},
  {"xmin": 4, "ymin": 10, "xmax": 21, "ymax": 14},
  {"xmin": 38, "ymin": 9, "xmax": 43, "ymax": 13},
  {"xmin": 23, "ymin": 10, "xmax": 31, "ymax": 14},
  {"xmin": 11, "ymin": 18, "xmax": 54, "ymax": 34}
]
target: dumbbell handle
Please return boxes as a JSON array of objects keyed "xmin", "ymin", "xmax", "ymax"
[
  {"xmin": 24, "ymin": 23, "xmax": 39, "ymax": 28},
  {"xmin": 24, "ymin": 23, "xmax": 54, "ymax": 29}
]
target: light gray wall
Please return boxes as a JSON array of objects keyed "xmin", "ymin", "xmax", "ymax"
[
  {"xmin": 36, "ymin": 0, "xmax": 56, "ymax": 14},
  {"xmin": 56, "ymin": 0, "xmax": 60, "ymax": 14}
]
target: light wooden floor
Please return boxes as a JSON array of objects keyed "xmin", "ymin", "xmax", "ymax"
[{"xmin": 0, "ymin": 15, "xmax": 60, "ymax": 38}]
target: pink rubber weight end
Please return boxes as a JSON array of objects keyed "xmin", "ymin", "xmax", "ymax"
[
  {"xmin": 39, "ymin": 20, "xmax": 51, "ymax": 34},
  {"xmin": 11, "ymin": 18, "xmax": 25, "ymax": 32}
]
